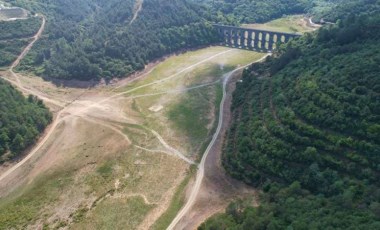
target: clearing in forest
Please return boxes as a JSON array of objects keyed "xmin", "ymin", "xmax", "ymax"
[
  {"xmin": 242, "ymin": 15, "xmax": 315, "ymax": 33},
  {"xmin": 0, "ymin": 2, "xmax": 28, "ymax": 21}
]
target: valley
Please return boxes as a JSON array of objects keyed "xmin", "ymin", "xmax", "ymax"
[
  {"xmin": 242, "ymin": 15, "xmax": 317, "ymax": 33},
  {"xmin": 0, "ymin": 2, "xmax": 316, "ymax": 228},
  {"xmin": 1, "ymin": 0, "xmax": 378, "ymax": 229},
  {"xmin": 0, "ymin": 38, "xmax": 264, "ymax": 228}
]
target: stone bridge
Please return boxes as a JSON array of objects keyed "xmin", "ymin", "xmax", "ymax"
[{"xmin": 214, "ymin": 24, "xmax": 302, "ymax": 52}]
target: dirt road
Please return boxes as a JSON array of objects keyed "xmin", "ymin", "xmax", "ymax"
[
  {"xmin": 307, "ymin": 17, "xmax": 322, "ymax": 29},
  {"xmin": 0, "ymin": 12, "xmax": 268, "ymax": 228},
  {"xmin": 0, "ymin": 38, "xmax": 234, "ymax": 185},
  {"xmin": 0, "ymin": 15, "xmax": 61, "ymax": 183},
  {"xmin": 5, "ymin": 16, "xmax": 66, "ymax": 106},
  {"xmin": 167, "ymin": 55, "xmax": 269, "ymax": 230},
  {"xmin": 10, "ymin": 15, "xmax": 46, "ymax": 70},
  {"xmin": 129, "ymin": 0, "xmax": 143, "ymax": 25}
]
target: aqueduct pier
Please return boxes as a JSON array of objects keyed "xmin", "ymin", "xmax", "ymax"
[{"xmin": 214, "ymin": 25, "xmax": 302, "ymax": 51}]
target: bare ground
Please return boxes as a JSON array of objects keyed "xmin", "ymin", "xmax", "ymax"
[
  {"xmin": 1, "ymin": 30, "xmax": 256, "ymax": 228},
  {"xmin": 0, "ymin": 14, "xmax": 265, "ymax": 228},
  {"xmin": 173, "ymin": 70, "xmax": 258, "ymax": 230}
]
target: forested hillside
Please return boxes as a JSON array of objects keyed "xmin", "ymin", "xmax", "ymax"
[
  {"xmin": 0, "ymin": 17, "xmax": 41, "ymax": 40},
  {"xmin": 314, "ymin": 0, "xmax": 380, "ymax": 22},
  {"xmin": 3, "ymin": 0, "xmax": 331, "ymax": 81},
  {"xmin": 200, "ymin": 12, "xmax": 380, "ymax": 230},
  {"xmin": 288, "ymin": 0, "xmax": 380, "ymax": 23},
  {"xmin": 0, "ymin": 17, "xmax": 41, "ymax": 67},
  {"xmin": 0, "ymin": 79, "xmax": 52, "ymax": 162},
  {"xmin": 203, "ymin": 0, "xmax": 309, "ymax": 24},
  {"xmin": 5, "ymin": 0, "xmax": 218, "ymax": 80}
]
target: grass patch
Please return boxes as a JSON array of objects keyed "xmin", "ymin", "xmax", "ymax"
[
  {"xmin": 96, "ymin": 161, "xmax": 114, "ymax": 178},
  {"xmin": 0, "ymin": 170, "xmax": 73, "ymax": 229},
  {"xmin": 151, "ymin": 166, "xmax": 196, "ymax": 230},
  {"xmin": 71, "ymin": 206, "xmax": 89, "ymax": 223},
  {"xmin": 72, "ymin": 196, "xmax": 154, "ymax": 230},
  {"xmin": 167, "ymin": 86, "xmax": 213, "ymax": 146},
  {"xmin": 160, "ymin": 62, "xmax": 226, "ymax": 143},
  {"xmin": 84, "ymin": 160, "xmax": 118, "ymax": 195},
  {"xmin": 193, "ymin": 83, "xmax": 224, "ymax": 161},
  {"xmin": 0, "ymin": 46, "xmax": 266, "ymax": 229},
  {"xmin": 116, "ymin": 47, "xmax": 229, "ymax": 93},
  {"xmin": 215, "ymin": 83, "xmax": 223, "ymax": 109},
  {"xmin": 242, "ymin": 15, "xmax": 314, "ymax": 33}
]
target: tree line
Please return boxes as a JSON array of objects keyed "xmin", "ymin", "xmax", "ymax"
[
  {"xmin": 4, "ymin": 0, "xmax": 332, "ymax": 81},
  {"xmin": 0, "ymin": 17, "xmax": 41, "ymax": 68},
  {"xmin": 0, "ymin": 79, "xmax": 52, "ymax": 162},
  {"xmin": 200, "ymin": 5, "xmax": 380, "ymax": 230}
]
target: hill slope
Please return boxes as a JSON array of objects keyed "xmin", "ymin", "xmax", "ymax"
[
  {"xmin": 204, "ymin": 0, "xmax": 309, "ymax": 23},
  {"xmin": 0, "ymin": 79, "xmax": 52, "ymax": 162},
  {"xmin": 200, "ymin": 12, "xmax": 380, "ymax": 230},
  {"xmin": 0, "ymin": 17, "xmax": 41, "ymax": 67},
  {"xmin": 314, "ymin": 0, "xmax": 380, "ymax": 22},
  {"xmin": 6, "ymin": 0, "xmax": 330, "ymax": 81},
  {"xmin": 9, "ymin": 0, "xmax": 218, "ymax": 80}
]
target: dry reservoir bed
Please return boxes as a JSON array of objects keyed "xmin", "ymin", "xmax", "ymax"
[{"xmin": 0, "ymin": 46, "xmax": 264, "ymax": 229}]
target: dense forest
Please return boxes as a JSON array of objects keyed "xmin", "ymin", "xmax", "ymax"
[
  {"xmin": 200, "ymin": 8, "xmax": 380, "ymax": 230},
  {"xmin": 0, "ymin": 17, "xmax": 41, "ymax": 40},
  {"xmin": 0, "ymin": 79, "xmax": 52, "ymax": 162},
  {"xmin": 316, "ymin": 0, "xmax": 380, "ymax": 22},
  {"xmin": 5, "ymin": 0, "xmax": 219, "ymax": 80},
  {"xmin": 202, "ymin": 0, "xmax": 310, "ymax": 24},
  {"xmin": 0, "ymin": 39, "xmax": 29, "ymax": 67},
  {"xmin": 1, "ymin": 0, "xmax": 334, "ymax": 81},
  {"xmin": 0, "ymin": 17, "xmax": 41, "ymax": 68},
  {"xmin": 4, "ymin": 0, "xmax": 368, "ymax": 79}
]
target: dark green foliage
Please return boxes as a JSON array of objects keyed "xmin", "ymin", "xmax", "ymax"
[
  {"xmin": 224, "ymin": 15, "xmax": 380, "ymax": 191},
  {"xmin": 6, "ymin": 0, "xmax": 220, "ymax": 80},
  {"xmin": 322, "ymin": 0, "xmax": 380, "ymax": 22},
  {"xmin": 0, "ymin": 17, "xmax": 41, "ymax": 40},
  {"xmin": 0, "ymin": 79, "xmax": 52, "ymax": 161},
  {"xmin": 201, "ymin": 13, "xmax": 380, "ymax": 229},
  {"xmin": 5, "ymin": 0, "xmax": 321, "ymax": 80},
  {"xmin": 199, "ymin": 183, "xmax": 380, "ymax": 229},
  {"xmin": 204, "ymin": 0, "xmax": 310, "ymax": 24},
  {"xmin": 0, "ymin": 17, "xmax": 41, "ymax": 67},
  {"xmin": 0, "ymin": 39, "xmax": 29, "ymax": 67}
]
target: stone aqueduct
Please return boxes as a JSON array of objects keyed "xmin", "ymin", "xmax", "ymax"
[{"xmin": 214, "ymin": 25, "xmax": 302, "ymax": 51}]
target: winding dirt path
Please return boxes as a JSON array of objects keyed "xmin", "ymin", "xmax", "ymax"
[
  {"xmin": 0, "ymin": 45, "xmax": 235, "ymax": 184},
  {"xmin": 3, "ymin": 75, "xmax": 65, "ymax": 107},
  {"xmin": 125, "ymin": 80, "xmax": 220, "ymax": 100},
  {"xmin": 0, "ymin": 12, "xmax": 274, "ymax": 229},
  {"xmin": 113, "ymin": 193, "xmax": 156, "ymax": 205},
  {"xmin": 0, "ymin": 109, "xmax": 64, "ymax": 182},
  {"xmin": 78, "ymin": 116, "xmax": 132, "ymax": 145},
  {"xmin": 167, "ymin": 55, "xmax": 270, "ymax": 230},
  {"xmin": 69, "ymin": 49, "xmax": 233, "ymax": 119},
  {"xmin": 5, "ymin": 15, "xmax": 66, "ymax": 108},
  {"xmin": 129, "ymin": 0, "xmax": 143, "ymax": 25},
  {"xmin": 134, "ymin": 145, "xmax": 173, "ymax": 156},
  {"xmin": 151, "ymin": 130, "xmax": 195, "ymax": 165},
  {"xmin": 0, "ymin": 15, "xmax": 64, "ymax": 183},
  {"xmin": 0, "ymin": 15, "xmax": 260, "ymax": 226},
  {"xmin": 10, "ymin": 15, "xmax": 46, "ymax": 70}
]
